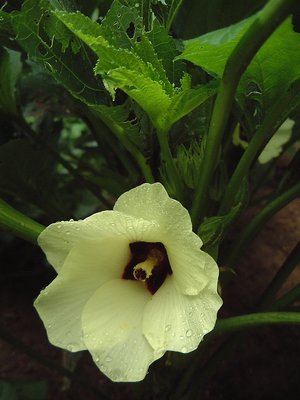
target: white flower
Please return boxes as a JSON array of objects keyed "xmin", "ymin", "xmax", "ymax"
[{"xmin": 34, "ymin": 183, "xmax": 222, "ymax": 382}]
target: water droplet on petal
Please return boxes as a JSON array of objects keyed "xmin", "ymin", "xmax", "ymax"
[
  {"xmin": 181, "ymin": 346, "xmax": 187, "ymax": 352},
  {"xmin": 165, "ymin": 324, "xmax": 171, "ymax": 332},
  {"xmin": 66, "ymin": 231, "xmax": 70, "ymax": 235},
  {"xmin": 57, "ymin": 224, "xmax": 62, "ymax": 229},
  {"xmin": 186, "ymin": 329, "xmax": 193, "ymax": 337},
  {"xmin": 105, "ymin": 356, "xmax": 112, "ymax": 362},
  {"xmin": 67, "ymin": 344, "xmax": 74, "ymax": 351},
  {"xmin": 180, "ymin": 335, "xmax": 184, "ymax": 340}
]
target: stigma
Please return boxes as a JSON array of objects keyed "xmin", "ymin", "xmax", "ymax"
[{"xmin": 133, "ymin": 258, "xmax": 156, "ymax": 281}]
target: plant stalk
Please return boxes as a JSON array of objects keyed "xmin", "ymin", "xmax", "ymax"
[
  {"xmin": 0, "ymin": 198, "xmax": 44, "ymax": 244},
  {"xmin": 191, "ymin": 0, "xmax": 297, "ymax": 228}
]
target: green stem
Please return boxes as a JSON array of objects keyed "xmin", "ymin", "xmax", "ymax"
[
  {"xmin": 190, "ymin": 0, "xmax": 296, "ymax": 227},
  {"xmin": 225, "ymin": 182, "xmax": 300, "ymax": 269},
  {"xmin": 213, "ymin": 311, "xmax": 300, "ymax": 336},
  {"xmin": 219, "ymin": 80, "xmax": 300, "ymax": 214},
  {"xmin": 258, "ymin": 241, "xmax": 300, "ymax": 309},
  {"xmin": 157, "ymin": 129, "xmax": 184, "ymax": 202},
  {"xmin": 166, "ymin": 0, "xmax": 184, "ymax": 32},
  {"xmin": 174, "ymin": 311, "xmax": 300, "ymax": 399},
  {"xmin": 0, "ymin": 198, "xmax": 44, "ymax": 244}
]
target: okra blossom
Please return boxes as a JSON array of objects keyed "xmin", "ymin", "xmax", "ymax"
[{"xmin": 34, "ymin": 183, "xmax": 222, "ymax": 382}]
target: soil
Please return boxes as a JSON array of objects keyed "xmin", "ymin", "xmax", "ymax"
[{"xmin": 0, "ymin": 195, "xmax": 299, "ymax": 400}]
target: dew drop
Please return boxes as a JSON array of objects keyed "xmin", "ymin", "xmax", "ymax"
[
  {"xmin": 67, "ymin": 344, "xmax": 74, "ymax": 351},
  {"xmin": 186, "ymin": 329, "xmax": 193, "ymax": 337},
  {"xmin": 57, "ymin": 224, "xmax": 62, "ymax": 230},
  {"xmin": 66, "ymin": 231, "xmax": 70, "ymax": 235},
  {"xmin": 105, "ymin": 356, "xmax": 112, "ymax": 362},
  {"xmin": 165, "ymin": 324, "xmax": 171, "ymax": 332},
  {"xmin": 180, "ymin": 335, "xmax": 184, "ymax": 340},
  {"xmin": 181, "ymin": 346, "xmax": 187, "ymax": 352},
  {"xmin": 69, "ymin": 218, "xmax": 74, "ymax": 222},
  {"xmin": 75, "ymin": 226, "xmax": 80, "ymax": 231}
]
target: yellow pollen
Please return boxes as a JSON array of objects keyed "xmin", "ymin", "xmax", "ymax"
[{"xmin": 133, "ymin": 258, "xmax": 157, "ymax": 281}]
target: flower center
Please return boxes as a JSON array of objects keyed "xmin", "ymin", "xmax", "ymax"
[
  {"xmin": 122, "ymin": 242, "xmax": 172, "ymax": 294},
  {"xmin": 133, "ymin": 258, "xmax": 155, "ymax": 281}
]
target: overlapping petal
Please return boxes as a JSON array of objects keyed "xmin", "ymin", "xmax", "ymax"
[
  {"xmin": 38, "ymin": 210, "xmax": 160, "ymax": 273},
  {"xmin": 114, "ymin": 183, "xmax": 200, "ymax": 244},
  {"xmin": 142, "ymin": 274, "xmax": 222, "ymax": 354},
  {"xmin": 34, "ymin": 238, "xmax": 130, "ymax": 351},
  {"xmin": 81, "ymin": 279, "xmax": 164, "ymax": 382}
]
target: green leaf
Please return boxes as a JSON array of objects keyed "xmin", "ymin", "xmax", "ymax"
[
  {"xmin": 163, "ymin": 79, "xmax": 218, "ymax": 132},
  {"xmin": 0, "ymin": 48, "xmax": 22, "ymax": 116},
  {"xmin": 179, "ymin": 16, "xmax": 300, "ymax": 117},
  {"xmin": 238, "ymin": 18, "xmax": 300, "ymax": 115},
  {"xmin": 56, "ymin": 8, "xmax": 217, "ymax": 131},
  {"xmin": 177, "ymin": 14, "xmax": 256, "ymax": 76},
  {"xmin": 12, "ymin": 0, "xmax": 107, "ymax": 107},
  {"xmin": 146, "ymin": 19, "xmax": 183, "ymax": 84}
]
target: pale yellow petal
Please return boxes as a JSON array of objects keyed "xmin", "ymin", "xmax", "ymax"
[
  {"xmin": 34, "ymin": 237, "xmax": 130, "ymax": 351},
  {"xmin": 114, "ymin": 183, "xmax": 199, "ymax": 243},
  {"xmin": 38, "ymin": 210, "xmax": 159, "ymax": 273},
  {"xmin": 143, "ymin": 275, "xmax": 222, "ymax": 354},
  {"xmin": 81, "ymin": 279, "xmax": 164, "ymax": 382}
]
